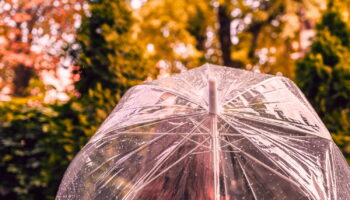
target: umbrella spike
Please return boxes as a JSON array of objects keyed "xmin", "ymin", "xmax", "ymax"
[
  {"xmin": 209, "ymin": 78, "xmax": 220, "ymax": 200},
  {"xmin": 209, "ymin": 78, "xmax": 218, "ymax": 115}
]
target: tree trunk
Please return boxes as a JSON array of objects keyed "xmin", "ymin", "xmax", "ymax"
[
  {"xmin": 12, "ymin": 64, "xmax": 34, "ymax": 97},
  {"xmin": 247, "ymin": 22, "xmax": 263, "ymax": 60},
  {"xmin": 11, "ymin": 21, "xmax": 35, "ymax": 97},
  {"xmin": 217, "ymin": 5, "xmax": 242, "ymax": 68}
]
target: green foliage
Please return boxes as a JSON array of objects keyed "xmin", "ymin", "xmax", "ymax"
[
  {"xmin": 296, "ymin": 10, "xmax": 350, "ymax": 162},
  {"xmin": 0, "ymin": 0, "xmax": 153, "ymax": 199},
  {"xmin": 73, "ymin": 0, "xmax": 152, "ymax": 97},
  {"xmin": 0, "ymin": 87, "xmax": 120, "ymax": 200},
  {"xmin": 71, "ymin": 0, "xmax": 153, "ymax": 132},
  {"xmin": 0, "ymin": 86, "xmax": 137, "ymax": 200},
  {"xmin": 0, "ymin": 102, "xmax": 74, "ymax": 200}
]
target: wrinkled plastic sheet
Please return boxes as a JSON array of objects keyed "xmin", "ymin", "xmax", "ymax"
[{"xmin": 56, "ymin": 64, "xmax": 350, "ymax": 200}]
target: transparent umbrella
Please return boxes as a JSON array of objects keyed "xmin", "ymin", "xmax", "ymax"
[{"xmin": 56, "ymin": 64, "xmax": 350, "ymax": 200}]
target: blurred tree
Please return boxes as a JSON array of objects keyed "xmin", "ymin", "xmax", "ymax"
[
  {"xmin": 135, "ymin": 0, "xmax": 325, "ymax": 77},
  {"xmin": 296, "ymin": 5, "xmax": 350, "ymax": 163},
  {"xmin": 72, "ymin": 0, "xmax": 152, "ymax": 97},
  {"xmin": 0, "ymin": 101, "xmax": 72, "ymax": 200},
  {"xmin": 61, "ymin": 0, "xmax": 156, "ymax": 193},
  {"xmin": 225, "ymin": 0, "xmax": 326, "ymax": 77},
  {"xmin": 0, "ymin": 0, "xmax": 154, "ymax": 199},
  {"xmin": 0, "ymin": 95, "xmax": 105, "ymax": 200},
  {"xmin": 135, "ymin": 0, "xmax": 216, "ymax": 73},
  {"xmin": 0, "ymin": 0, "xmax": 85, "ymax": 97}
]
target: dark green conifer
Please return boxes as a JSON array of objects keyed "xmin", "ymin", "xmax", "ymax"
[{"xmin": 296, "ymin": 9, "xmax": 350, "ymax": 162}]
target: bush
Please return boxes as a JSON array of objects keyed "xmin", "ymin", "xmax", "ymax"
[
  {"xmin": 296, "ymin": 10, "xmax": 350, "ymax": 163},
  {"xmin": 0, "ymin": 102, "xmax": 71, "ymax": 200}
]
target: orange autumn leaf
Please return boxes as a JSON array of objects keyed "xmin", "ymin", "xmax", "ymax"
[{"xmin": 0, "ymin": 0, "xmax": 85, "ymax": 97}]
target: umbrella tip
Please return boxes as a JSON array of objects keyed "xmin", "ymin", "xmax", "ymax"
[{"xmin": 208, "ymin": 78, "xmax": 218, "ymax": 115}]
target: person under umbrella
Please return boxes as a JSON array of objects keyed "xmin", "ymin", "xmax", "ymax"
[{"xmin": 56, "ymin": 64, "xmax": 350, "ymax": 200}]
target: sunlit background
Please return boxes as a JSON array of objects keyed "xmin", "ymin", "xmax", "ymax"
[
  {"xmin": 0, "ymin": 0, "xmax": 332, "ymax": 102},
  {"xmin": 0, "ymin": 0, "xmax": 349, "ymax": 199}
]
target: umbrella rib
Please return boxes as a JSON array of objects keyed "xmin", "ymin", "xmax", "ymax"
[
  {"xmin": 122, "ymin": 122, "xmax": 207, "ymax": 200},
  {"xmin": 223, "ymin": 112, "xmax": 324, "ymax": 138},
  {"xmin": 92, "ymin": 115, "xmax": 211, "ymax": 183},
  {"xmin": 103, "ymin": 132, "xmax": 241, "ymax": 136},
  {"xmin": 122, "ymin": 117, "xmax": 209, "ymax": 200},
  {"xmin": 118, "ymin": 132, "xmax": 211, "ymax": 135},
  {"xmin": 97, "ymin": 168, "xmax": 123, "ymax": 189},
  {"xmin": 88, "ymin": 117, "xmax": 193, "ymax": 177},
  {"xmin": 217, "ymin": 120, "xmax": 235, "ymax": 135},
  {"xmin": 189, "ymin": 117, "xmax": 210, "ymax": 133},
  {"xmin": 222, "ymin": 150, "xmax": 241, "ymax": 153},
  {"xmin": 187, "ymin": 116, "xmax": 214, "ymax": 151},
  {"xmin": 223, "ymin": 87, "xmax": 292, "ymax": 108},
  {"xmin": 223, "ymin": 116, "xmax": 331, "ymax": 192},
  {"xmin": 223, "ymin": 112, "xmax": 316, "ymax": 131},
  {"xmin": 130, "ymin": 136, "xmax": 212, "ymax": 196},
  {"xmin": 94, "ymin": 127, "xmax": 198, "ymax": 149},
  {"xmin": 242, "ymin": 128, "xmax": 321, "ymax": 174},
  {"xmin": 150, "ymin": 85, "xmax": 205, "ymax": 108},
  {"xmin": 219, "ymin": 138, "xmax": 307, "ymax": 192},
  {"xmin": 220, "ymin": 137, "xmax": 246, "ymax": 148},
  {"xmin": 190, "ymin": 150, "xmax": 212, "ymax": 155},
  {"xmin": 88, "ymin": 133, "xmax": 167, "ymax": 178},
  {"xmin": 116, "ymin": 104, "xmax": 204, "ymax": 111},
  {"xmin": 88, "ymin": 112, "xmax": 205, "ymax": 147},
  {"xmin": 95, "ymin": 112, "xmax": 207, "ymax": 141},
  {"xmin": 237, "ymin": 120, "xmax": 324, "ymax": 166},
  {"xmin": 220, "ymin": 79, "xmax": 242, "ymax": 103},
  {"xmin": 223, "ymin": 100, "xmax": 294, "ymax": 110},
  {"xmin": 179, "ymin": 135, "xmax": 211, "ymax": 150},
  {"xmin": 236, "ymin": 157, "xmax": 259, "ymax": 200},
  {"xmin": 219, "ymin": 116, "xmax": 293, "ymax": 176},
  {"xmin": 117, "ymin": 111, "xmax": 207, "ymax": 130},
  {"xmin": 117, "ymin": 116, "xmax": 195, "ymax": 133},
  {"xmin": 190, "ymin": 115, "xmax": 230, "ymax": 147},
  {"xmin": 220, "ymin": 133, "xmax": 242, "ymax": 136},
  {"xmin": 329, "ymin": 144, "xmax": 340, "ymax": 199},
  {"xmin": 220, "ymin": 119, "xmax": 320, "ymax": 197},
  {"xmin": 178, "ymin": 76, "xmax": 208, "ymax": 106},
  {"xmin": 222, "ymin": 76, "xmax": 278, "ymax": 106}
]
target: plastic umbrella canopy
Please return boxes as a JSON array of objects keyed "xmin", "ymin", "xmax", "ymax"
[{"xmin": 56, "ymin": 64, "xmax": 350, "ymax": 200}]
